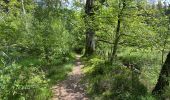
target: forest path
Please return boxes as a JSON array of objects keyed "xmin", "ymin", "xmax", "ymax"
[{"xmin": 52, "ymin": 55, "xmax": 89, "ymax": 100}]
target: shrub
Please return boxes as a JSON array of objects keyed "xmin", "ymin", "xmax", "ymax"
[
  {"xmin": 83, "ymin": 57, "xmax": 148, "ymax": 100},
  {"xmin": 0, "ymin": 63, "xmax": 51, "ymax": 100}
]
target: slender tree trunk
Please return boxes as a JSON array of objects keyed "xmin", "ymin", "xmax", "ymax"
[
  {"xmin": 152, "ymin": 52, "xmax": 170, "ymax": 95},
  {"xmin": 21, "ymin": 0, "xmax": 29, "ymax": 33},
  {"xmin": 84, "ymin": 0, "xmax": 95, "ymax": 56},
  {"xmin": 110, "ymin": 0, "xmax": 126, "ymax": 62},
  {"xmin": 110, "ymin": 16, "xmax": 121, "ymax": 62},
  {"xmin": 21, "ymin": 0, "xmax": 26, "ymax": 15}
]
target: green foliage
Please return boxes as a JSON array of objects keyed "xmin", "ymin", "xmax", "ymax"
[
  {"xmin": 0, "ymin": 0, "xmax": 76, "ymax": 99},
  {"xmin": 83, "ymin": 57, "xmax": 150, "ymax": 99},
  {"xmin": 0, "ymin": 63, "xmax": 51, "ymax": 100},
  {"xmin": 0, "ymin": 0, "xmax": 170, "ymax": 99},
  {"xmin": 46, "ymin": 55, "xmax": 75, "ymax": 85}
]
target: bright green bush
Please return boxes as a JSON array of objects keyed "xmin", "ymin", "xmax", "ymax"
[{"xmin": 0, "ymin": 63, "xmax": 51, "ymax": 100}]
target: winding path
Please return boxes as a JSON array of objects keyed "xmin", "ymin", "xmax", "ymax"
[{"xmin": 52, "ymin": 55, "xmax": 89, "ymax": 100}]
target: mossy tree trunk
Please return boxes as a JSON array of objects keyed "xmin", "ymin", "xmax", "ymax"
[
  {"xmin": 84, "ymin": 0, "xmax": 95, "ymax": 56},
  {"xmin": 152, "ymin": 52, "xmax": 170, "ymax": 96}
]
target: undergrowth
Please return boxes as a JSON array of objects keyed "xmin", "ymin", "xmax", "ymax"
[
  {"xmin": 82, "ymin": 48, "xmax": 163, "ymax": 100},
  {"xmin": 0, "ymin": 53, "xmax": 75, "ymax": 100}
]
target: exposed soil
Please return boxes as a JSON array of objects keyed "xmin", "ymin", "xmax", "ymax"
[{"xmin": 52, "ymin": 55, "xmax": 89, "ymax": 100}]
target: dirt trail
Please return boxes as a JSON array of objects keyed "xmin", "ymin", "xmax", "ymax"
[{"xmin": 52, "ymin": 55, "xmax": 89, "ymax": 100}]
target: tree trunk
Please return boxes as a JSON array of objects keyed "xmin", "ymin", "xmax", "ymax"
[
  {"xmin": 110, "ymin": 0, "xmax": 126, "ymax": 62},
  {"xmin": 84, "ymin": 0, "xmax": 95, "ymax": 56},
  {"xmin": 110, "ymin": 16, "xmax": 121, "ymax": 62},
  {"xmin": 85, "ymin": 28, "xmax": 95, "ymax": 55},
  {"xmin": 152, "ymin": 52, "xmax": 170, "ymax": 95}
]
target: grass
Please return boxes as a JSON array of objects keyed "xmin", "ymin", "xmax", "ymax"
[
  {"xmin": 12, "ymin": 53, "xmax": 76, "ymax": 99},
  {"xmin": 47, "ymin": 61, "xmax": 74, "ymax": 85},
  {"xmin": 46, "ymin": 53, "xmax": 76, "ymax": 85},
  {"xmin": 118, "ymin": 47, "xmax": 163, "ymax": 92},
  {"xmin": 81, "ymin": 47, "xmax": 163, "ymax": 99},
  {"xmin": 18, "ymin": 56, "xmax": 42, "ymax": 66},
  {"xmin": 16, "ymin": 53, "xmax": 76, "ymax": 87}
]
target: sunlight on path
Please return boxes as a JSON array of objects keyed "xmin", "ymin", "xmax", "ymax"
[{"xmin": 52, "ymin": 55, "xmax": 89, "ymax": 100}]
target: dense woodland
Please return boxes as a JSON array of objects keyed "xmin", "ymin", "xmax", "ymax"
[{"xmin": 0, "ymin": 0, "xmax": 170, "ymax": 100}]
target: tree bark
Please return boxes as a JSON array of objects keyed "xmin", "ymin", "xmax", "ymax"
[
  {"xmin": 84, "ymin": 0, "xmax": 95, "ymax": 56},
  {"xmin": 110, "ymin": 0, "xmax": 126, "ymax": 62},
  {"xmin": 85, "ymin": 28, "xmax": 95, "ymax": 55},
  {"xmin": 110, "ymin": 16, "xmax": 121, "ymax": 62},
  {"xmin": 152, "ymin": 52, "xmax": 170, "ymax": 95}
]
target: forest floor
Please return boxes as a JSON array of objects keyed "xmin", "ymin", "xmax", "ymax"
[{"xmin": 52, "ymin": 55, "xmax": 89, "ymax": 100}]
